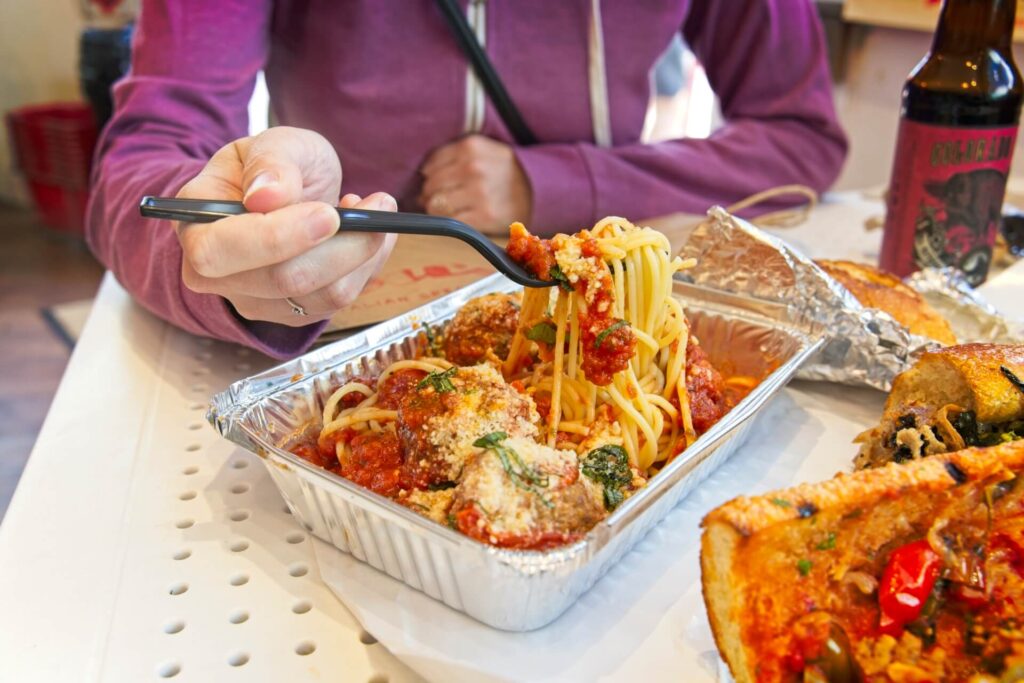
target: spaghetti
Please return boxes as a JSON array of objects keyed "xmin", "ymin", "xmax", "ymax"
[
  {"xmin": 294, "ymin": 218, "xmax": 744, "ymax": 550},
  {"xmin": 504, "ymin": 217, "xmax": 699, "ymax": 471}
]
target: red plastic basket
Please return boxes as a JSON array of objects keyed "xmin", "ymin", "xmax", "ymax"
[
  {"xmin": 5, "ymin": 103, "xmax": 98, "ymax": 234},
  {"xmin": 23, "ymin": 181, "xmax": 92, "ymax": 235}
]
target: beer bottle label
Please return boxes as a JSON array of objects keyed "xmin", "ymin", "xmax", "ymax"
[{"xmin": 881, "ymin": 120, "xmax": 1017, "ymax": 285}]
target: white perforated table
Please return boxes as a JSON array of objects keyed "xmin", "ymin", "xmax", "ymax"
[
  {"xmin": 0, "ymin": 275, "xmax": 423, "ymax": 682},
  {"xmin": 4, "ymin": 190, "xmax": 1019, "ymax": 682}
]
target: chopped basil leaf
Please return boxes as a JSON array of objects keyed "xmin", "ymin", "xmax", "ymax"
[
  {"xmin": 1001, "ymin": 366, "xmax": 1024, "ymax": 396},
  {"xmin": 896, "ymin": 414, "xmax": 917, "ymax": 430},
  {"xmin": 945, "ymin": 461, "xmax": 967, "ymax": 485},
  {"xmin": 417, "ymin": 366, "xmax": 457, "ymax": 393},
  {"xmin": 525, "ymin": 321, "xmax": 558, "ymax": 346},
  {"xmin": 953, "ymin": 410, "xmax": 980, "ymax": 446},
  {"xmin": 446, "ymin": 513, "xmax": 458, "ymax": 530},
  {"xmin": 893, "ymin": 445, "xmax": 913, "ymax": 463},
  {"xmin": 797, "ymin": 558, "xmax": 812, "ymax": 576},
  {"xmin": 581, "ymin": 444, "xmax": 632, "ymax": 511},
  {"xmin": 594, "ymin": 319, "xmax": 630, "ymax": 349},
  {"xmin": 427, "ymin": 481, "xmax": 456, "ymax": 491},
  {"xmin": 422, "ymin": 322, "xmax": 443, "ymax": 356},
  {"xmin": 816, "ymin": 532, "xmax": 836, "ymax": 551},
  {"xmin": 977, "ymin": 419, "xmax": 1024, "ymax": 447},
  {"xmin": 548, "ymin": 264, "xmax": 573, "ymax": 292},
  {"xmin": 473, "ymin": 432, "xmax": 553, "ymax": 508},
  {"xmin": 770, "ymin": 497, "xmax": 792, "ymax": 508},
  {"xmin": 953, "ymin": 411, "xmax": 1024, "ymax": 448},
  {"xmin": 473, "ymin": 431, "xmax": 508, "ymax": 448}
]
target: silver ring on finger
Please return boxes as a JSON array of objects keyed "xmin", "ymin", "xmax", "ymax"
[{"xmin": 285, "ymin": 296, "xmax": 308, "ymax": 317}]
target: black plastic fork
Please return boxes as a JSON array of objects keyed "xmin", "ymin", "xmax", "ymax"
[{"xmin": 138, "ymin": 196, "xmax": 552, "ymax": 288}]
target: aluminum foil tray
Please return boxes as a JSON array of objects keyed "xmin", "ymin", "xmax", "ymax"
[{"xmin": 210, "ymin": 274, "xmax": 822, "ymax": 631}]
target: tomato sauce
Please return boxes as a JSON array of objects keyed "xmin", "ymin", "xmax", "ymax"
[
  {"xmin": 453, "ymin": 502, "xmax": 582, "ymax": 551},
  {"xmin": 508, "ymin": 224, "xmax": 639, "ymax": 386},
  {"xmin": 293, "ymin": 368, "xmax": 441, "ymax": 496},
  {"xmin": 580, "ymin": 235, "xmax": 602, "ymax": 259},
  {"xmin": 291, "ymin": 440, "xmax": 337, "ymax": 471},
  {"xmin": 579, "ymin": 311, "xmax": 636, "ymax": 386},
  {"xmin": 686, "ymin": 343, "xmax": 727, "ymax": 434},
  {"xmin": 338, "ymin": 432, "xmax": 405, "ymax": 497},
  {"xmin": 572, "ymin": 261, "xmax": 633, "ymax": 386},
  {"xmin": 532, "ymin": 390, "xmax": 552, "ymax": 420},
  {"xmin": 377, "ymin": 368, "xmax": 427, "ymax": 409},
  {"xmin": 507, "ymin": 223, "xmax": 556, "ymax": 281},
  {"xmin": 396, "ymin": 386, "xmax": 464, "ymax": 487}
]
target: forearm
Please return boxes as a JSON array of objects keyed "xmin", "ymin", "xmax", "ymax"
[
  {"xmin": 86, "ymin": 103, "xmax": 329, "ymax": 358},
  {"xmin": 85, "ymin": 0, "xmax": 329, "ymax": 359},
  {"xmin": 85, "ymin": 0, "xmax": 331, "ymax": 358}
]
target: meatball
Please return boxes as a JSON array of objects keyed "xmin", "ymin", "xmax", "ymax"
[
  {"xmin": 686, "ymin": 340, "xmax": 727, "ymax": 435},
  {"xmin": 443, "ymin": 293, "xmax": 520, "ymax": 366},
  {"xmin": 450, "ymin": 435, "xmax": 607, "ymax": 550},
  {"xmin": 396, "ymin": 364, "xmax": 538, "ymax": 487}
]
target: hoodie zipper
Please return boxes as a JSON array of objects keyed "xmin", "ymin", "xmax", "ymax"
[
  {"xmin": 463, "ymin": 0, "xmax": 610, "ymax": 146},
  {"xmin": 588, "ymin": 0, "xmax": 612, "ymax": 147},
  {"xmin": 463, "ymin": 0, "xmax": 487, "ymax": 134}
]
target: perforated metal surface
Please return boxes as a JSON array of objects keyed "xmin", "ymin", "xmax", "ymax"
[
  {"xmin": 103, "ymin": 337, "xmax": 428, "ymax": 682},
  {"xmin": 0, "ymin": 277, "xmax": 423, "ymax": 683}
]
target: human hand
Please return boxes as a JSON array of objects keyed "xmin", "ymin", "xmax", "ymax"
[
  {"xmin": 418, "ymin": 134, "xmax": 532, "ymax": 236},
  {"xmin": 175, "ymin": 126, "xmax": 396, "ymax": 326}
]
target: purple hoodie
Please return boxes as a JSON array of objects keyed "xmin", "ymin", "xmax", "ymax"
[{"xmin": 86, "ymin": 0, "xmax": 847, "ymax": 359}]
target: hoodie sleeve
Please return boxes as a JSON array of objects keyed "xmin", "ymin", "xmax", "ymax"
[
  {"xmin": 514, "ymin": 0, "xmax": 848, "ymax": 232},
  {"xmin": 85, "ymin": 0, "xmax": 327, "ymax": 359}
]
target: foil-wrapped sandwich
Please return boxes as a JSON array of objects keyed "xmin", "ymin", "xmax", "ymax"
[
  {"xmin": 816, "ymin": 260, "xmax": 957, "ymax": 346},
  {"xmin": 682, "ymin": 209, "xmax": 1022, "ymax": 391}
]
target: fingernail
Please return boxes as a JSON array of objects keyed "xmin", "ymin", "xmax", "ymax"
[
  {"xmin": 373, "ymin": 193, "xmax": 398, "ymax": 211},
  {"xmin": 308, "ymin": 204, "xmax": 340, "ymax": 241},
  {"xmin": 244, "ymin": 171, "xmax": 277, "ymax": 201}
]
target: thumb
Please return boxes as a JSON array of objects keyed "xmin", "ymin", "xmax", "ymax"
[{"xmin": 240, "ymin": 126, "xmax": 342, "ymax": 213}]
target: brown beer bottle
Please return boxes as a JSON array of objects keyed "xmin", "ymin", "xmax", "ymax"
[{"xmin": 880, "ymin": 0, "xmax": 1022, "ymax": 286}]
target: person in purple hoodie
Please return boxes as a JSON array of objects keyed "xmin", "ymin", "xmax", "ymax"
[{"xmin": 86, "ymin": 1, "xmax": 847, "ymax": 359}]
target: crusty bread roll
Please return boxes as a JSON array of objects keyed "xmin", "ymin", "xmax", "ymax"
[
  {"xmin": 886, "ymin": 343, "xmax": 1024, "ymax": 424},
  {"xmin": 701, "ymin": 440, "xmax": 1024, "ymax": 683},
  {"xmin": 856, "ymin": 343, "xmax": 1024, "ymax": 468},
  {"xmin": 816, "ymin": 259, "xmax": 957, "ymax": 345}
]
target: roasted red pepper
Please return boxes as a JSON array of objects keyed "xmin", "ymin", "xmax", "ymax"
[
  {"xmin": 949, "ymin": 584, "xmax": 988, "ymax": 609},
  {"xmin": 992, "ymin": 531, "xmax": 1024, "ymax": 577},
  {"xmin": 878, "ymin": 539, "xmax": 943, "ymax": 635}
]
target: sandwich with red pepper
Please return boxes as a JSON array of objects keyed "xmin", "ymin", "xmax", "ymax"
[
  {"xmin": 701, "ymin": 439, "xmax": 1024, "ymax": 682},
  {"xmin": 855, "ymin": 343, "xmax": 1024, "ymax": 470}
]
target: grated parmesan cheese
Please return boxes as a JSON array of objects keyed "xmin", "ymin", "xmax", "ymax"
[{"xmin": 419, "ymin": 364, "xmax": 538, "ymax": 480}]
